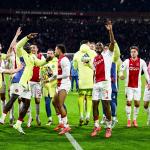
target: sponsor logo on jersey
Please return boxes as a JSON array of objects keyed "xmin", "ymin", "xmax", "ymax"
[{"xmin": 129, "ymin": 67, "xmax": 140, "ymax": 71}]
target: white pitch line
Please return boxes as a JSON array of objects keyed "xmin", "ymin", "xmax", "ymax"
[{"xmin": 65, "ymin": 132, "xmax": 83, "ymax": 150}]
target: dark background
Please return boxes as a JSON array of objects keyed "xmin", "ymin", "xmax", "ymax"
[{"xmin": 0, "ymin": 0, "xmax": 150, "ymax": 61}]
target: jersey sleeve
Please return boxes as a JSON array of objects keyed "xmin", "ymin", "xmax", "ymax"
[
  {"xmin": 1, "ymin": 53, "xmax": 7, "ymax": 60},
  {"xmin": 16, "ymin": 36, "xmax": 29, "ymax": 57},
  {"xmin": 112, "ymin": 42, "xmax": 121, "ymax": 63},
  {"xmin": 33, "ymin": 55, "xmax": 47, "ymax": 67},
  {"xmin": 119, "ymin": 59, "xmax": 127, "ymax": 77},
  {"xmin": 141, "ymin": 59, "xmax": 150, "ymax": 83},
  {"xmin": 57, "ymin": 57, "xmax": 70, "ymax": 79}
]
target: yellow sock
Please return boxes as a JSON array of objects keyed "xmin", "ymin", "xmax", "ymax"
[
  {"xmin": 86, "ymin": 96, "xmax": 92, "ymax": 119},
  {"xmin": 78, "ymin": 95, "xmax": 84, "ymax": 119}
]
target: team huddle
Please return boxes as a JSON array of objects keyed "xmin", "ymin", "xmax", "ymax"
[{"xmin": 0, "ymin": 21, "xmax": 150, "ymax": 139}]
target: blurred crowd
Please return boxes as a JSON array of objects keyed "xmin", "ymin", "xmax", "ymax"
[
  {"xmin": 0, "ymin": 16, "xmax": 150, "ymax": 61},
  {"xmin": 0, "ymin": 0, "xmax": 150, "ymax": 12}
]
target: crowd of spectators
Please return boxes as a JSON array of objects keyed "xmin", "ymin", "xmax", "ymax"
[
  {"xmin": 0, "ymin": 0, "xmax": 150, "ymax": 12},
  {"xmin": 0, "ymin": 15, "xmax": 150, "ymax": 61}
]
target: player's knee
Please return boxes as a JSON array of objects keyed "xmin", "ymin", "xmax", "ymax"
[
  {"xmin": 1, "ymin": 95, "xmax": 5, "ymax": 101},
  {"xmin": 134, "ymin": 101, "xmax": 140, "ymax": 107},
  {"xmin": 35, "ymin": 98, "xmax": 40, "ymax": 104},
  {"xmin": 127, "ymin": 101, "xmax": 131, "ymax": 106},
  {"xmin": 144, "ymin": 104, "xmax": 148, "ymax": 109},
  {"xmin": 135, "ymin": 103, "xmax": 140, "ymax": 107}
]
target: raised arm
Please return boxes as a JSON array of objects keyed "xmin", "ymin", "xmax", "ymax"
[
  {"xmin": 16, "ymin": 33, "xmax": 38, "ymax": 57},
  {"xmin": 7, "ymin": 27, "xmax": 22, "ymax": 54},
  {"xmin": 0, "ymin": 63, "xmax": 23, "ymax": 74},
  {"xmin": 105, "ymin": 20, "xmax": 115, "ymax": 52}
]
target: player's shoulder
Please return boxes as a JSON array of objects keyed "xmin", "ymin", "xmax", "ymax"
[
  {"xmin": 140, "ymin": 58, "xmax": 147, "ymax": 65},
  {"xmin": 102, "ymin": 49, "xmax": 113, "ymax": 57},
  {"xmin": 140, "ymin": 58, "xmax": 145, "ymax": 62},
  {"xmin": 124, "ymin": 59, "xmax": 129, "ymax": 63},
  {"xmin": 74, "ymin": 51, "xmax": 80, "ymax": 58},
  {"xmin": 61, "ymin": 56, "xmax": 70, "ymax": 63}
]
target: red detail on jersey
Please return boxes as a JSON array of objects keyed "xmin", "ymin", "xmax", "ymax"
[
  {"xmin": 128, "ymin": 58, "xmax": 140, "ymax": 88},
  {"xmin": 93, "ymin": 55, "xmax": 106, "ymax": 83},
  {"xmin": 30, "ymin": 53, "xmax": 43, "ymax": 82},
  {"xmin": 57, "ymin": 55, "xmax": 65, "ymax": 87}
]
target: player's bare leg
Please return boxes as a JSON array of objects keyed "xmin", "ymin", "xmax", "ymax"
[
  {"xmin": 18, "ymin": 97, "xmax": 22, "ymax": 114},
  {"xmin": 91, "ymin": 101, "xmax": 101, "ymax": 137},
  {"xmin": 102, "ymin": 100, "xmax": 112, "ymax": 138},
  {"xmin": 0, "ymin": 94, "xmax": 19, "ymax": 124},
  {"xmin": 126, "ymin": 101, "xmax": 132, "ymax": 127},
  {"xmin": 35, "ymin": 98, "xmax": 41, "ymax": 126},
  {"xmin": 53, "ymin": 93, "xmax": 64, "ymax": 131},
  {"xmin": 133, "ymin": 100, "xmax": 140, "ymax": 127},
  {"xmin": 13, "ymin": 98, "xmax": 30, "ymax": 134},
  {"xmin": 0, "ymin": 93, "xmax": 6, "ymax": 117},
  {"xmin": 57, "ymin": 90, "xmax": 71, "ymax": 135},
  {"xmin": 144, "ymin": 101, "xmax": 150, "ymax": 125},
  {"xmin": 26, "ymin": 106, "xmax": 33, "ymax": 128}
]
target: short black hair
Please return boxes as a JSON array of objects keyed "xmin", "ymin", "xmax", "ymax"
[
  {"xmin": 47, "ymin": 48, "xmax": 54, "ymax": 51},
  {"xmin": 56, "ymin": 44, "xmax": 66, "ymax": 54},
  {"xmin": 80, "ymin": 40, "xmax": 89, "ymax": 46},
  {"xmin": 31, "ymin": 43, "xmax": 41, "ymax": 51}
]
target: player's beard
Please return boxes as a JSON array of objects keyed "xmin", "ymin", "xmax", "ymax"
[
  {"xmin": 55, "ymin": 53, "xmax": 59, "ymax": 58},
  {"xmin": 96, "ymin": 50, "xmax": 102, "ymax": 55}
]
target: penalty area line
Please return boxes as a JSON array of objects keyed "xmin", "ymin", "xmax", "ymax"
[{"xmin": 65, "ymin": 132, "xmax": 83, "ymax": 150}]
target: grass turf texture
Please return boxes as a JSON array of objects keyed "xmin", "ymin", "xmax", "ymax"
[{"xmin": 0, "ymin": 77, "xmax": 150, "ymax": 150}]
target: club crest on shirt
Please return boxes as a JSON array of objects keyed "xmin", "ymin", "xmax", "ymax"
[{"xmin": 15, "ymin": 89, "xmax": 19, "ymax": 93}]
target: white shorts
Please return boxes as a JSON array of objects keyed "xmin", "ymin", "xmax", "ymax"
[
  {"xmin": 92, "ymin": 81, "xmax": 112, "ymax": 101},
  {"xmin": 143, "ymin": 86, "xmax": 150, "ymax": 102},
  {"xmin": 29, "ymin": 81, "xmax": 42, "ymax": 98},
  {"xmin": 0, "ymin": 81, "xmax": 6, "ymax": 94},
  {"xmin": 10, "ymin": 83, "xmax": 31, "ymax": 99},
  {"xmin": 57, "ymin": 82, "xmax": 71, "ymax": 94},
  {"xmin": 125, "ymin": 87, "xmax": 141, "ymax": 101}
]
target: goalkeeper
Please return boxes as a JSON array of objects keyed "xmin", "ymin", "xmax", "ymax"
[{"xmin": 73, "ymin": 42, "xmax": 96, "ymax": 126}]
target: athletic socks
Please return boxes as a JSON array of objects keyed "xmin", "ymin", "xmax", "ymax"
[
  {"xmin": 57, "ymin": 114, "xmax": 62, "ymax": 124},
  {"xmin": 9, "ymin": 105, "xmax": 14, "ymax": 119},
  {"xmin": 94, "ymin": 120, "xmax": 100, "ymax": 128},
  {"xmin": 27, "ymin": 107, "xmax": 32, "ymax": 118},
  {"xmin": 62, "ymin": 116, "xmax": 68, "ymax": 128},
  {"xmin": 36, "ymin": 104, "xmax": 40, "ymax": 116},
  {"xmin": 78, "ymin": 95, "xmax": 84, "ymax": 119},
  {"xmin": 126, "ymin": 105, "xmax": 131, "ymax": 120},
  {"xmin": 133, "ymin": 107, "xmax": 139, "ymax": 120},
  {"xmin": 86, "ymin": 96, "xmax": 92, "ymax": 119},
  {"xmin": 144, "ymin": 107, "xmax": 150, "ymax": 120}
]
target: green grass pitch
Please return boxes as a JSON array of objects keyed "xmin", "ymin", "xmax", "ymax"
[{"xmin": 0, "ymin": 77, "xmax": 150, "ymax": 150}]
